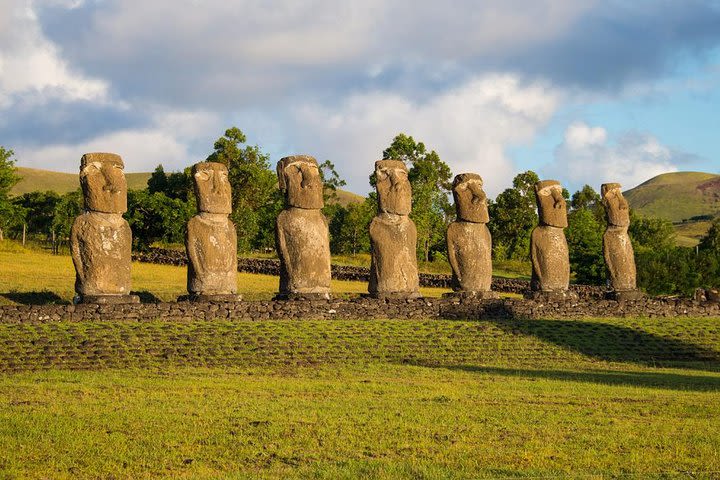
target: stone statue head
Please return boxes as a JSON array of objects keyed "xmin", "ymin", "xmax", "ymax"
[
  {"xmin": 535, "ymin": 179, "xmax": 567, "ymax": 228},
  {"xmin": 375, "ymin": 159, "xmax": 411, "ymax": 215},
  {"xmin": 277, "ymin": 155, "xmax": 324, "ymax": 209},
  {"xmin": 79, "ymin": 152, "xmax": 127, "ymax": 214},
  {"xmin": 601, "ymin": 182, "xmax": 630, "ymax": 227},
  {"xmin": 452, "ymin": 173, "xmax": 488, "ymax": 223},
  {"xmin": 192, "ymin": 161, "xmax": 232, "ymax": 214}
]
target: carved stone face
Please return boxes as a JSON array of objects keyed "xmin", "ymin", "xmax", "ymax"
[
  {"xmin": 193, "ymin": 161, "xmax": 232, "ymax": 214},
  {"xmin": 375, "ymin": 159, "xmax": 411, "ymax": 215},
  {"xmin": 79, "ymin": 153, "xmax": 127, "ymax": 214},
  {"xmin": 535, "ymin": 180, "xmax": 568, "ymax": 228},
  {"xmin": 277, "ymin": 155, "xmax": 324, "ymax": 209},
  {"xmin": 602, "ymin": 183, "xmax": 630, "ymax": 227},
  {"xmin": 452, "ymin": 173, "xmax": 488, "ymax": 223}
]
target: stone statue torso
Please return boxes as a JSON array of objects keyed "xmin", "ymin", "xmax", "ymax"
[
  {"xmin": 276, "ymin": 208, "xmax": 331, "ymax": 294},
  {"xmin": 530, "ymin": 225, "xmax": 570, "ymax": 292},
  {"xmin": 71, "ymin": 212, "xmax": 132, "ymax": 296},
  {"xmin": 447, "ymin": 221, "xmax": 492, "ymax": 292},
  {"xmin": 369, "ymin": 213, "xmax": 419, "ymax": 295},
  {"xmin": 186, "ymin": 214, "xmax": 238, "ymax": 295},
  {"xmin": 603, "ymin": 225, "xmax": 636, "ymax": 291}
]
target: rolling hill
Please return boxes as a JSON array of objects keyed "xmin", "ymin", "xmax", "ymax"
[
  {"xmin": 11, "ymin": 167, "xmax": 152, "ymax": 196},
  {"xmin": 10, "ymin": 166, "xmax": 365, "ymax": 206},
  {"xmin": 623, "ymin": 171, "xmax": 720, "ymax": 247}
]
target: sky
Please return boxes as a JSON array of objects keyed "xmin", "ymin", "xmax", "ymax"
[{"xmin": 1, "ymin": 0, "xmax": 719, "ymax": 198}]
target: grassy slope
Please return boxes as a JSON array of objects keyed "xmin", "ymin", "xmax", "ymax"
[
  {"xmin": 11, "ymin": 167, "xmax": 365, "ymax": 207},
  {"xmin": 624, "ymin": 171, "xmax": 720, "ymax": 222},
  {"xmin": 11, "ymin": 167, "xmax": 151, "ymax": 195}
]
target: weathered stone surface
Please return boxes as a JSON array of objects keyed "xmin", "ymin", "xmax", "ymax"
[
  {"xmin": 369, "ymin": 160, "xmax": 420, "ymax": 298},
  {"xmin": 452, "ymin": 173, "xmax": 489, "ymax": 223},
  {"xmin": 275, "ymin": 155, "xmax": 331, "ymax": 298},
  {"xmin": 186, "ymin": 162, "xmax": 239, "ymax": 299},
  {"xmin": 602, "ymin": 183, "xmax": 638, "ymax": 295},
  {"xmin": 71, "ymin": 153, "xmax": 137, "ymax": 304},
  {"xmin": 375, "ymin": 159, "xmax": 411, "ymax": 215},
  {"xmin": 446, "ymin": 173, "xmax": 493, "ymax": 295},
  {"xmin": 530, "ymin": 180, "xmax": 570, "ymax": 295}
]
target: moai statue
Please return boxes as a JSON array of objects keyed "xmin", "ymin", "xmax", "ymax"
[
  {"xmin": 601, "ymin": 183, "xmax": 642, "ymax": 301},
  {"xmin": 275, "ymin": 155, "xmax": 331, "ymax": 300},
  {"xmin": 527, "ymin": 179, "xmax": 575, "ymax": 300},
  {"xmin": 445, "ymin": 173, "xmax": 497, "ymax": 299},
  {"xmin": 185, "ymin": 161, "xmax": 241, "ymax": 302},
  {"xmin": 368, "ymin": 160, "xmax": 421, "ymax": 299},
  {"xmin": 70, "ymin": 153, "xmax": 138, "ymax": 304}
]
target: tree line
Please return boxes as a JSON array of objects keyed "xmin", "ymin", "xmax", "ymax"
[{"xmin": 2, "ymin": 129, "xmax": 720, "ymax": 296}]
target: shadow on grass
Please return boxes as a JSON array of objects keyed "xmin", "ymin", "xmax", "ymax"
[
  {"xmin": 0, "ymin": 291, "xmax": 69, "ymax": 305},
  {"xmin": 486, "ymin": 317, "xmax": 719, "ymax": 369},
  {"xmin": 436, "ymin": 365, "xmax": 720, "ymax": 392}
]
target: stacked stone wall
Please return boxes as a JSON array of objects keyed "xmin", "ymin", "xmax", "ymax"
[
  {"xmin": 132, "ymin": 248, "xmax": 606, "ymax": 296},
  {"xmin": 2, "ymin": 296, "xmax": 719, "ymax": 324}
]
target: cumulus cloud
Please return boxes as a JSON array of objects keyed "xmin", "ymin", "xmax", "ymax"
[
  {"xmin": 14, "ymin": 109, "xmax": 224, "ymax": 172},
  {"xmin": 288, "ymin": 74, "xmax": 560, "ymax": 197},
  {"xmin": 546, "ymin": 122, "xmax": 679, "ymax": 191},
  {"xmin": 0, "ymin": 0, "xmax": 107, "ymax": 107}
]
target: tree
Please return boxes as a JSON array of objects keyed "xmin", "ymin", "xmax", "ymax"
[
  {"xmin": 50, "ymin": 190, "xmax": 83, "ymax": 253},
  {"xmin": 0, "ymin": 146, "xmax": 21, "ymax": 241},
  {"xmin": 126, "ymin": 190, "xmax": 195, "ymax": 250},
  {"xmin": 381, "ymin": 133, "xmax": 453, "ymax": 262},
  {"xmin": 329, "ymin": 199, "xmax": 374, "ymax": 255},
  {"xmin": 570, "ymin": 184, "xmax": 601, "ymax": 210},
  {"xmin": 566, "ymin": 207, "xmax": 605, "ymax": 284},
  {"xmin": 147, "ymin": 164, "xmax": 192, "ymax": 201},
  {"xmin": 488, "ymin": 170, "xmax": 540, "ymax": 260},
  {"xmin": 10, "ymin": 191, "xmax": 61, "ymax": 241},
  {"xmin": 318, "ymin": 159, "xmax": 347, "ymax": 205},
  {"xmin": 206, "ymin": 127, "xmax": 282, "ymax": 252}
]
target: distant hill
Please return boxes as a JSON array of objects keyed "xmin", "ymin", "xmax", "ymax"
[
  {"xmin": 10, "ymin": 166, "xmax": 365, "ymax": 206},
  {"xmin": 11, "ymin": 167, "xmax": 151, "ymax": 196},
  {"xmin": 624, "ymin": 172, "xmax": 720, "ymax": 222},
  {"xmin": 624, "ymin": 171, "xmax": 720, "ymax": 247}
]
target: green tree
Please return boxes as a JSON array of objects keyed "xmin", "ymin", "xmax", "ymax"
[
  {"xmin": 206, "ymin": 127, "xmax": 282, "ymax": 252},
  {"xmin": 566, "ymin": 207, "xmax": 605, "ymax": 284},
  {"xmin": 488, "ymin": 170, "xmax": 540, "ymax": 260},
  {"xmin": 147, "ymin": 164, "xmax": 192, "ymax": 201},
  {"xmin": 0, "ymin": 146, "xmax": 22, "ymax": 241},
  {"xmin": 381, "ymin": 133, "xmax": 453, "ymax": 261},
  {"xmin": 125, "ymin": 190, "xmax": 195, "ymax": 251},
  {"xmin": 10, "ymin": 191, "xmax": 61, "ymax": 241},
  {"xmin": 329, "ymin": 199, "xmax": 374, "ymax": 255},
  {"xmin": 50, "ymin": 190, "xmax": 83, "ymax": 253}
]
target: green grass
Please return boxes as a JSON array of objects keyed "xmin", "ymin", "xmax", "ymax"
[
  {"xmin": 2, "ymin": 239, "xmax": 720, "ymax": 478},
  {"xmin": 0, "ymin": 240, "xmax": 450, "ymax": 305},
  {"xmin": 0, "ymin": 317, "xmax": 719, "ymax": 478},
  {"xmin": 624, "ymin": 171, "xmax": 720, "ymax": 223}
]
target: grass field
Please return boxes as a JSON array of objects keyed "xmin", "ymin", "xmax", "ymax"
[
  {"xmin": 1, "ymin": 240, "xmax": 720, "ymax": 478},
  {"xmin": 0, "ymin": 241, "xmax": 450, "ymax": 305}
]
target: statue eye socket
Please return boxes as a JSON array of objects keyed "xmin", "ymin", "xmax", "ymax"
[{"xmin": 195, "ymin": 171, "xmax": 211, "ymax": 181}]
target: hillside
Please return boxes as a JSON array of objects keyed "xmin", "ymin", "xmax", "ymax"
[
  {"xmin": 624, "ymin": 171, "xmax": 720, "ymax": 246},
  {"xmin": 11, "ymin": 167, "xmax": 151, "ymax": 195},
  {"xmin": 624, "ymin": 171, "xmax": 720, "ymax": 222},
  {"xmin": 10, "ymin": 167, "xmax": 365, "ymax": 206}
]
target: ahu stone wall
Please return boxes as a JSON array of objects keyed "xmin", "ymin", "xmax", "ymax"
[{"xmin": 2, "ymin": 296, "xmax": 720, "ymax": 324}]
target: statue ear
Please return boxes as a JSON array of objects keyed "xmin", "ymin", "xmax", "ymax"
[{"xmin": 277, "ymin": 162, "xmax": 287, "ymax": 192}]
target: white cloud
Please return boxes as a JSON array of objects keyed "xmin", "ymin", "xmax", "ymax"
[
  {"xmin": 547, "ymin": 121, "xmax": 678, "ymax": 190},
  {"xmin": 0, "ymin": 0, "xmax": 108, "ymax": 105},
  {"xmin": 15, "ymin": 109, "xmax": 224, "ymax": 172},
  {"xmin": 288, "ymin": 74, "xmax": 560, "ymax": 197}
]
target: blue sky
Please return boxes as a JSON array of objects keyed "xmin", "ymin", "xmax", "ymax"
[{"xmin": 1, "ymin": 0, "xmax": 719, "ymax": 197}]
